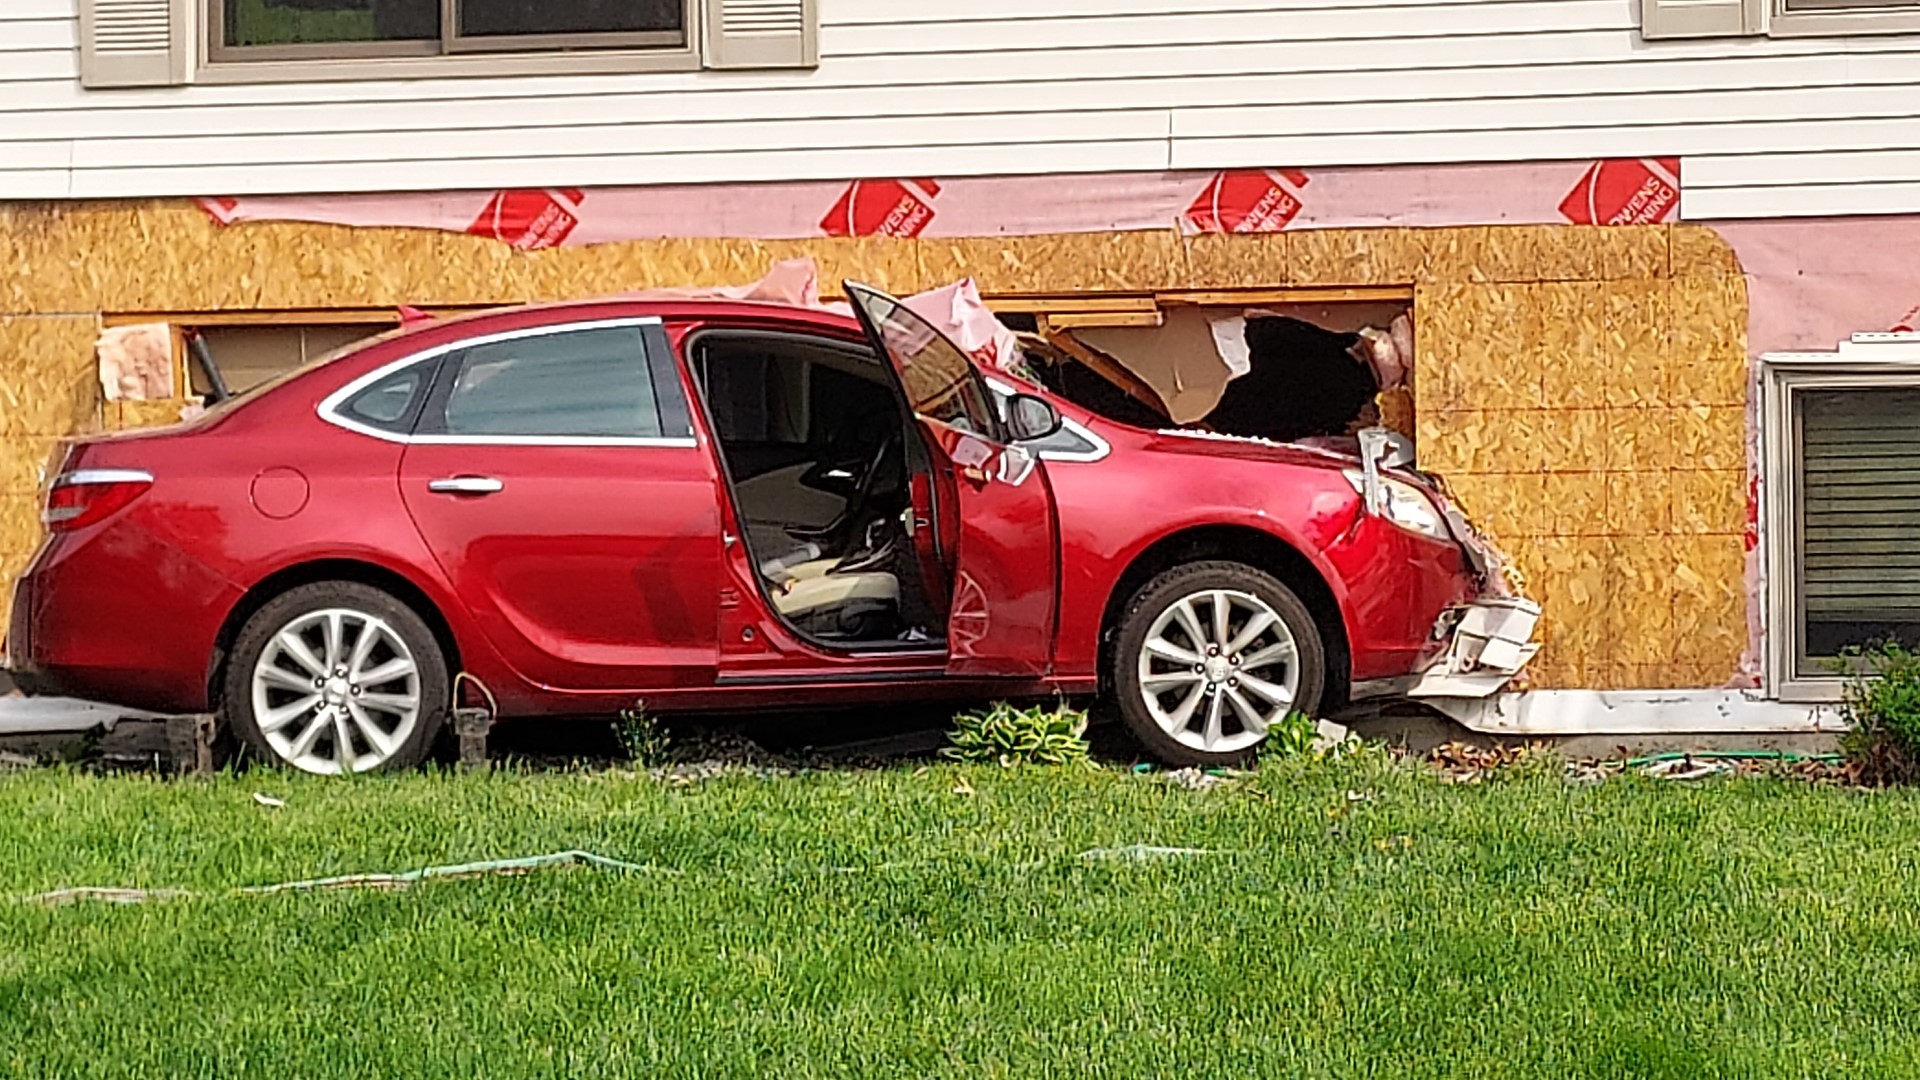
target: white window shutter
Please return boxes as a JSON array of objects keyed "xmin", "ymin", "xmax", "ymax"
[
  {"xmin": 78, "ymin": 0, "xmax": 190, "ymax": 89},
  {"xmin": 703, "ymin": 0, "xmax": 818, "ymax": 69},
  {"xmin": 1641, "ymin": 0, "xmax": 1763, "ymax": 39}
]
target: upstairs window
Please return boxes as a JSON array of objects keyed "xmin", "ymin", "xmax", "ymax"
[
  {"xmin": 213, "ymin": 0, "xmax": 688, "ymax": 59},
  {"xmin": 79, "ymin": 0, "xmax": 817, "ymax": 88},
  {"xmin": 1642, "ymin": 0, "xmax": 1920, "ymax": 40}
]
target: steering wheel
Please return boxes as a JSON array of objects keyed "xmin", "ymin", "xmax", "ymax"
[
  {"xmin": 787, "ymin": 425, "xmax": 900, "ymax": 543},
  {"xmin": 821, "ymin": 429, "xmax": 904, "ymax": 575}
]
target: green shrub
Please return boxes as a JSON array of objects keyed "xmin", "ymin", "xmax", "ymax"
[
  {"xmin": 943, "ymin": 701, "xmax": 1092, "ymax": 767},
  {"xmin": 614, "ymin": 701, "xmax": 672, "ymax": 768},
  {"xmin": 1836, "ymin": 642, "xmax": 1920, "ymax": 785},
  {"xmin": 1262, "ymin": 710, "xmax": 1323, "ymax": 762}
]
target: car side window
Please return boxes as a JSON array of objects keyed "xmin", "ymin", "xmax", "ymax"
[
  {"xmin": 428, "ymin": 325, "xmax": 662, "ymax": 439},
  {"xmin": 339, "ymin": 359, "xmax": 436, "ymax": 434}
]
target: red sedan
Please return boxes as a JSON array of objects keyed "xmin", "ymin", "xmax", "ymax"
[{"xmin": 8, "ymin": 283, "xmax": 1512, "ymax": 773}]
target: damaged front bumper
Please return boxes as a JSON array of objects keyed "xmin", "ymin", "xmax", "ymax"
[
  {"xmin": 1404, "ymin": 466, "xmax": 1544, "ymax": 699},
  {"xmin": 1407, "ymin": 595, "xmax": 1542, "ymax": 698}
]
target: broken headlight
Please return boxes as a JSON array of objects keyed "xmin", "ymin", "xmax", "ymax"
[{"xmin": 1343, "ymin": 469, "xmax": 1450, "ymax": 543}]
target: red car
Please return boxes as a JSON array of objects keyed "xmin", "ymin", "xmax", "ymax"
[{"xmin": 8, "ymin": 283, "xmax": 1513, "ymax": 773}]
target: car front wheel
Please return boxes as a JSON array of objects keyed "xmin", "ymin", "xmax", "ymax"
[
  {"xmin": 223, "ymin": 582, "xmax": 449, "ymax": 774},
  {"xmin": 1113, "ymin": 561, "xmax": 1325, "ymax": 768}
]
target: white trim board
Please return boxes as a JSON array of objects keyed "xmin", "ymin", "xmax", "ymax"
[{"xmin": 1430, "ymin": 689, "xmax": 1846, "ymax": 737}]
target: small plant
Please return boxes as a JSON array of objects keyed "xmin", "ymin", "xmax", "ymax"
[
  {"xmin": 614, "ymin": 701, "xmax": 672, "ymax": 768},
  {"xmin": 943, "ymin": 701, "xmax": 1092, "ymax": 767},
  {"xmin": 1262, "ymin": 710, "xmax": 1323, "ymax": 761},
  {"xmin": 1835, "ymin": 642, "xmax": 1920, "ymax": 785}
]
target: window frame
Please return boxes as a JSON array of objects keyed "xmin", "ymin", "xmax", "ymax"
[
  {"xmin": 1761, "ymin": 339, "xmax": 1920, "ymax": 702},
  {"xmin": 203, "ymin": 0, "xmax": 701, "ymax": 80},
  {"xmin": 317, "ymin": 315, "xmax": 696, "ymax": 447},
  {"xmin": 1768, "ymin": 0, "xmax": 1920, "ymax": 37}
]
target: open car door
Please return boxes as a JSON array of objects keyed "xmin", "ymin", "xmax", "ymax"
[{"xmin": 844, "ymin": 281, "xmax": 1059, "ymax": 678}]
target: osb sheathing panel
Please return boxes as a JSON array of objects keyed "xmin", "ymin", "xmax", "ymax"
[
  {"xmin": 0, "ymin": 205, "xmax": 1750, "ymax": 686},
  {"xmin": 0, "ymin": 317, "xmax": 99, "ymax": 440},
  {"xmin": 1409, "ymin": 226, "xmax": 1744, "ymax": 689}
]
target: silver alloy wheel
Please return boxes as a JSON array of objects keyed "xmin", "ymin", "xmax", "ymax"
[
  {"xmin": 1135, "ymin": 588, "xmax": 1300, "ymax": 754},
  {"xmin": 250, "ymin": 607, "xmax": 422, "ymax": 775}
]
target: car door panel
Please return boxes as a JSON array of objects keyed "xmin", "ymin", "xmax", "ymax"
[
  {"xmin": 843, "ymin": 282, "xmax": 1060, "ymax": 678},
  {"xmin": 397, "ymin": 318, "xmax": 723, "ymax": 693}
]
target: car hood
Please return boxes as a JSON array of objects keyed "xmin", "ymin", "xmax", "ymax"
[{"xmin": 1140, "ymin": 428, "xmax": 1367, "ymax": 473}]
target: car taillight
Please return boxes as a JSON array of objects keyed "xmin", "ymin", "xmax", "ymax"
[{"xmin": 44, "ymin": 470, "xmax": 153, "ymax": 531}]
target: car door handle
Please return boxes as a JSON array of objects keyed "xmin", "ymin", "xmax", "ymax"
[{"xmin": 427, "ymin": 476, "xmax": 504, "ymax": 495}]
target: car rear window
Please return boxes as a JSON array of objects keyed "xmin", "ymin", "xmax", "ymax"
[{"xmin": 430, "ymin": 325, "xmax": 662, "ymax": 439}]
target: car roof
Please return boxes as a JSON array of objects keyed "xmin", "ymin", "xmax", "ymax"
[{"xmin": 408, "ymin": 295, "xmax": 866, "ymax": 338}]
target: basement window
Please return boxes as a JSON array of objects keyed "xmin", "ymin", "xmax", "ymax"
[
  {"xmin": 992, "ymin": 290, "xmax": 1414, "ymax": 451},
  {"xmin": 186, "ymin": 322, "xmax": 395, "ymax": 396},
  {"xmin": 1761, "ymin": 336, "xmax": 1920, "ymax": 700}
]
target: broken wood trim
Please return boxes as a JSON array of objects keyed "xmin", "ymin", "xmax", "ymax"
[
  {"xmin": 1157, "ymin": 286, "xmax": 1414, "ymax": 306},
  {"xmin": 982, "ymin": 295, "xmax": 1158, "ymax": 314},
  {"xmin": 102, "ymin": 305, "xmax": 502, "ymax": 328},
  {"xmin": 165, "ymin": 713, "xmax": 216, "ymax": 778},
  {"xmin": 1042, "ymin": 310, "xmax": 1166, "ymax": 329},
  {"xmin": 1033, "ymin": 322, "xmax": 1174, "ymax": 420}
]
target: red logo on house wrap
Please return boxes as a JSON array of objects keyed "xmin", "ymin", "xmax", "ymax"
[
  {"xmin": 467, "ymin": 188, "xmax": 585, "ymax": 249},
  {"xmin": 1559, "ymin": 159, "xmax": 1681, "ymax": 226},
  {"xmin": 1183, "ymin": 170, "xmax": 1311, "ymax": 234},
  {"xmin": 198, "ymin": 197, "xmax": 241, "ymax": 224},
  {"xmin": 820, "ymin": 180, "xmax": 943, "ymax": 238}
]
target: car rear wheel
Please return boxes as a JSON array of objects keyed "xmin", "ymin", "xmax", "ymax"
[
  {"xmin": 1113, "ymin": 561, "xmax": 1325, "ymax": 768},
  {"xmin": 223, "ymin": 582, "xmax": 448, "ymax": 775}
]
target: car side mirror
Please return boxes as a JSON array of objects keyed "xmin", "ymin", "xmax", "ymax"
[{"xmin": 1004, "ymin": 393, "xmax": 1063, "ymax": 442}]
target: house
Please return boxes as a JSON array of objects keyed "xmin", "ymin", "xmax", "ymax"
[{"xmin": 1, "ymin": 0, "xmax": 1917, "ymax": 734}]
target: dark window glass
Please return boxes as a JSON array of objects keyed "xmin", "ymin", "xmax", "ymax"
[
  {"xmin": 440, "ymin": 326, "xmax": 660, "ymax": 439},
  {"xmin": 1796, "ymin": 387, "xmax": 1920, "ymax": 674},
  {"xmin": 458, "ymin": 0, "xmax": 684, "ymax": 36},
  {"xmin": 1784, "ymin": 0, "xmax": 1915, "ymax": 10},
  {"xmin": 341, "ymin": 361, "xmax": 433, "ymax": 431},
  {"xmin": 224, "ymin": 0, "xmax": 438, "ymax": 47},
  {"xmin": 846, "ymin": 289, "xmax": 1001, "ymax": 441}
]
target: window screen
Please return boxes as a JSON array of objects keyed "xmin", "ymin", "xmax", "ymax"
[
  {"xmin": 1796, "ymin": 387, "xmax": 1920, "ymax": 672},
  {"xmin": 437, "ymin": 325, "xmax": 660, "ymax": 439},
  {"xmin": 459, "ymin": 0, "xmax": 683, "ymax": 37}
]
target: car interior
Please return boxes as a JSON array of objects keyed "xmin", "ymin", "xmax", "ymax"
[{"xmin": 690, "ymin": 331, "xmax": 947, "ymax": 649}]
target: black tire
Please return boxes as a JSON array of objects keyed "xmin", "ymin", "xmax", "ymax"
[
  {"xmin": 1111, "ymin": 561, "xmax": 1326, "ymax": 768},
  {"xmin": 222, "ymin": 582, "xmax": 449, "ymax": 774}
]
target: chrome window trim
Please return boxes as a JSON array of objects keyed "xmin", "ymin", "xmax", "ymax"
[
  {"xmin": 981, "ymin": 376, "xmax": 1111, "ymax": 464},
  {"xmin": 53, "ymin": 469, "xmax": 155, "ymax": 487},
  {"xmin": 317, "ymin": 316, "xmax": 697, "ymax": 448}
]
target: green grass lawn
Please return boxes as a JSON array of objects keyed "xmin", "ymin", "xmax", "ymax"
[{"xmin": 2, "ymin": 759, "xmax": 1919, "ymax": 1078}]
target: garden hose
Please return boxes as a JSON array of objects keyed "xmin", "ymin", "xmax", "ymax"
[{"xmin": 1610, "ymin": 749, "xmax": 1844, "ymax": 768}]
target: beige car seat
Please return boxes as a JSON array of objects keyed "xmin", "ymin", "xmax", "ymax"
[{"xmin": 766, "ymin": 554, "xmax": 900, "ymax": 620}]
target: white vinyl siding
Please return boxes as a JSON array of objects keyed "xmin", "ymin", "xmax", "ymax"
[{"xmin": 13, "ymin": 0, "xmax": 1920, "ymax": 219}]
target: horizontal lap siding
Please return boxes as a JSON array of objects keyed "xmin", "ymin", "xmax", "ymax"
[{"xmin": 2, "ymin": 0, "xmax": 1918, "ymax": 217}]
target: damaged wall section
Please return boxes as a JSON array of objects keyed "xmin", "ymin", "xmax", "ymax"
[{"xmin": 0, "ymin": 205, "xmax": 1748, "ymax": 692}]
